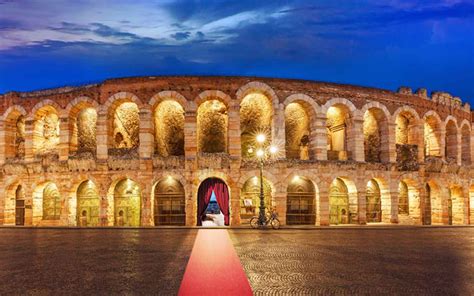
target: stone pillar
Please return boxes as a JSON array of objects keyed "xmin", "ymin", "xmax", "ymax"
[
  {"xmin": 24, "ymin": 119, "xmax": 35, "ymax": 162},
  {"xmin": 387, "ymin": 122, "xmax": 397, "ymax": 163},
  {"xmin": 440, "ymin": 129, "xmax": 446, "ymax": 160},
  {"xmin": 228, "ymin": 102, "xmax": 241, "ymax": 159},
  {"xmin": 230, "ymin": 184, "xmax": 241, "ymax": 226},
  {"xmin": 351, "ymin": 117, "xmax": 365, "ymax": 162},
  {"xmin": 0, "ymin": 119, "xmax": 6, "ymax": 165},
  {"xmin": 314, "ymin": 114, "xmax": 328, "ymax": 161},
  {"xmin": 185, "ymin": 180, "xmax": 197, "ymax": 226},
  {"xmin": 419, "ymin": 185, "xmax": 430, "ymax": 225},
  {"xmin": 96, "ymin": 108, "xmax": 108, "ymax": 161},
  {"xmin": 98, "ymin": 183, "xmax": 110, "ymax": 226},
  {"xmin": 184, "ymin": 107, "xmax": 197, "ymax": 160},
  {"xmin": 389, "ymin": 179, "xmax": 399, "ymax": 223},
  {"xmin": 58, "ymin": 116, "xmax": 70, "ymax": 161},
  {"xmin": 140, "ymin": 183, "xmax": 153, "ymax": 226},
  {"xmin": 417, "ymin": 122, "xmax": 425, "ymax": 162},
  {"xmin": 470, "ymin": 126, "xmax": 474, "ymax": 165},
  {"xmin": 273, "ymin": 103, "xmax": 286, "ymax": 157},
  {"xmin": 456, "ymin": 132, "xmax": 462, "ymax": 165},
  {"xmin": 357, "ymin": 181, "xmax": 367, "ymax": 225},
  {"xmin": 138, "ymin": 108, "xmax": 154, "ymax": 159},
  {"xmin": 318, "ymin": 185, "xmax": 330, "ymax": 226}
]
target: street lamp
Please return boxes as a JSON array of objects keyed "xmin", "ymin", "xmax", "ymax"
[{"xmin": 248, "ymin": 133, "xmax": 278, "ymax": 226}]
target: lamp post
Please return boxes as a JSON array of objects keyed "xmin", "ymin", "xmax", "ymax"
[{"xmin": 251, "ymin": 133, "xmax": 278, "ymax": 226}]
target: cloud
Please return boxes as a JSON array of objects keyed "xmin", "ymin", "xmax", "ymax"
[{"xmin": 170, "ymin": 31, "xmax": 191, "ymax": 40}]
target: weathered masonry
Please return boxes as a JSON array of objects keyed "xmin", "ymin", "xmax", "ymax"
[{"xmin": 0, "ymin": 76, "xmax": 473, "ymax": 227}]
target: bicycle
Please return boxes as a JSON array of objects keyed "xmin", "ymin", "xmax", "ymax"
[{"xmin": 250, "ymin": 208, "xmax": 280, "ymax": 229}]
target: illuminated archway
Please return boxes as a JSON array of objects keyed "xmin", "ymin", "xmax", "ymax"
[
  {"xmin": 112, "ymin": 102, "xmax": 140, "ymax": 149},
  {"xmin": 240, "ymin": 177, "xmax": 272, "ymax": 223},
  {"xmin": 445, "ymin": 120, "xmax": 457, "ymax": 161},
  {"xmin": 154, "ymin": 177, "xmax": 185, "ymax": 225},
  {"xmin": 326, "ymin": 104, "xmax": 351, "ymax": 160},
  {"xmin": 240, "ymin": 93, "xmax": 273, "ymax": 157},
  {"xmin": 285, "ymin": 103, "xmax": 310, "ymax": 160},
  {"xmin": 461, "ymin": 124, "xmax": 471, "ymax": 165},
  {"xmin": 154, "ymin": 100, "xmax": 185, "ymax": 157},
  {"xmin": 286, "ymin": 176, "xmax": 316, "ymax": 225},
  {"xmin": 197, "ymin": 177, "xmax": 230, "ymax": 226},
  {"xmin": 70, "ymin": 108, "xmax": 97, "ymax": 154},
  {"xmin": 424, "ymin": 114, "xmax": 441, "ymax": 157},
  {"xmin": 426, "ymin": 180, "xmax": 442, "ymax": 225},
  {"xmin": 197, "ymin": 100, "xmax": 228, "ymax": 153},
  {"xmin": 4, "ymin": 108, "xmax": 26, "ymax": 159},
  {"xmin": 42, "ymin": 182, "xmax": 61, "ymax": 220},
  {"xmin": 329, "ymin": 177, "xmax": 357, "ymax": 225},
  {"xmin": 449, "ymin": 185, "xmax": 464, "ymax": 225},
  {"xmin": 114, "ymin": 179, "xmax": 141, "ymax": 226},
  {"xmin": 76, "ymin": 180, "xmax": 100, "ymax": 226},
  {"xmin": 363, "ymin": 108, "xmax": 389, "ymax": 162},
  {"xmin": 33, "ymin": 106, "xmax": 60, "ymax": 155},
  {"xmin": 366, "ymin": 179, "xmax": 382, "ymax": 222},
  {"xmin": 398, "ymin": 179, "xmax": 421, "ymax": 224}
]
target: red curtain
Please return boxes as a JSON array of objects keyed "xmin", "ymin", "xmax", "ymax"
[
  {"xmin": 213, "ymin": 181, "xmax": 230, "ymax": 225},
  {"xmin": 197, "ymin": 178, "xmax": 230, "ymax": 226}
]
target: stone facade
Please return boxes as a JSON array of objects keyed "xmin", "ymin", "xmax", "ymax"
[{"xmin": 0, "ymin": 76, "xmax": 473, "ymax": 227}]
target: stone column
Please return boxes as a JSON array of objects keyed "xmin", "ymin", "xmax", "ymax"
[
  {"xmin": 230, "ymin": 184, "xmax": 241, "ymax": 226},
  {"xmin": 318, "ymin": 185, "xmax": 330, "ymax": 226},
  {"xmin": 228, "ymin": 102, "xmax": 241, "ymax": 159},
  {"xmin": 184, "ymin": 106, "xmax": 197, "ymax": 160},
  {"xmin": 140, "ymin": 183, "xmax": 153, "ymax": 226},
  {"xmin": 98, "ymin": 182, "xmax": 110, "ymax": 226},
  {"xmin": 58, "ymin": 116, "xmax": 70, "ymax": 161},
  {"xmin": 387, "ymin": 122, "xmax": 397, "ymax": 163},
  {"xmin": 138, "ymin": 108, "xmax": 154, "ymax": 159},
  {"xmin": 185, "ymin": 180, "xmax": 197, "ymax": 226},
  {"xmin": 440, "ymin": 129, "xmax": 446, "ymax": 159},
  {"xmin": 389, "ymin": 178, "xmax": 399, "ymax": 223},
  {"xmin": 417, "ymin": 122, "xmax": 425, "ymax": 162},
  {"xmin": 96, "ymin": 108, "xmax": 108, "ymax": 161},
  {"xmin": 470, "ymin": 125, "xmax": 474, "ymax": 165},
  {"xmin": 273, "ymin": 191, "xmax": 286, "ymax": 225},
  {"xmin": 24, "ymin": 119, "xmax": 35, "ymax": 162},
  {"xmin": 357, "ymin": 180, "xmax": 367, "ymax": 225},
  {"xmin": 314, "ymin": 114, "xmax": 328, "ymax": 161},
  {"xmin": 351, "ymin": 117, "xmax": 365, "ymax": 162},
  {"xmin": 456, "ymin": 132, "xmax": 462, "ymax": 165},
  {"xmin": 273, "ymin": 103, "xmax": 286, "ymax": 157},
  {"xmin": 419, "ymin": 185, "xmax": 430, "ymax": 225}
]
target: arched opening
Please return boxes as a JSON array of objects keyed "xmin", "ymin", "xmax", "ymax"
[
  {"xmin": 329, "ymin": 177, "xmax": 357, "ymax": 225},
  {"xmin": 445, "ymin": 120, "xmax": 458, "ymax": 162},
  {"xmin": 154, "ymin": 100, "xmax": 185, "ymax": 157},
  {"xmin": 285, "ymin": 103, "xmax": 310, "ymax": 160},
  {"xmin": 42, "ymin": 182, "xmax": 61, "ymax": 220},
  {"xmin": 76, "ymin": 180, "xmax": 100, "ymax": 227},
  {"xmin": 424, "ymin": 115, "xmax": 441, "ymax": 158},
  {"xmin": 395, "ymin": 111, "xmax": 419, "ymax": 163},
  {"xmin": 363, "ymin": 108, "xmax": 389, "ymax": 162},
  {"xmin": 240, "ymin": 177, "xmax": 272, "ymax": 224},
  {"xmin": 366, "ymin": 179, "xmax": 382, "ymax": 222},
  {"xmin": 398, "ymin": 180, "xmax": 421, "ymax": 224},
  {"xmin": 111, "ymin": 102, "xmax": 140, "ymax": 150},
  {"xmin": 286, "ymin": 176, "xmax": 316, "ymax": 225},
  {"xmin": 197, "ymin": 100, "xmax": 228, "ymax": 153},
  {"xmin": 33, "ymin": 106, "xmax": 60, "ymax": 155},
  {"xmin": 461, "ymin": 125, "xmax": 471, "ymax": 165},
  {"xmin": 197, "ymin": 178, "xmax": 230, "ymax": 226},
  {"xmin": 154, "ymin": 177, "xmax": 185, "ymax": 225},
  {"xmin": 426, "ymin": 180, "xmax": 442, "ymax": 225},
  {"xmin": 15, "ymin": 185, "xmax": 25, "ymax": 225},
  {"xmin": 114, "ymin": 179, "xmax": 141, "ymax": 226},
  {"xmin": 240, "ymin": 93, "xmax": 273, "ymax": 157},
  {"xmin": 4, "ymin": 111, "xmax": 25, "ymax": 159},
  {"xmin": 70, "ymin": 107, "xmax": 97, "ymax": 154},
  {"xmin": 449, "ymin": 185, "xmax": 464, "ymax": 225},
  {"xmin": 326, "ymin": 104, "xmax": 351, "ymax": 161}
]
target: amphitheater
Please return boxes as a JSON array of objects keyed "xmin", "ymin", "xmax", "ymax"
[{"xmin": 0, "ymin": 76, "xmax": 473, "ymax": 227}]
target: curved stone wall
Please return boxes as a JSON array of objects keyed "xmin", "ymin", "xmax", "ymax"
[{"xmin": 0, "ymin": 76, "xmax": 473, "ymax": 227}]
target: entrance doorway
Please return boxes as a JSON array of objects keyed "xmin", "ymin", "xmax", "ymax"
[
  {"xmin": 15, "ymin": 185, "xmax": 25, "ymax": 226},
  {"xmin": 197, "ymin": 178, "xmax": 230, "ymax": 226}
]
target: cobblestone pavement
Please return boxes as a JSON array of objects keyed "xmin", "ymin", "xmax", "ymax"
[
  {"xmin": 0, "ymin": 227, "xmax": 473, "ymax": 295},
  {"xmin": 0, "ymin": 228, "xmax": 197, "ymax": 295},
  {"xmin": 229, "ymin": 227, "xmax": 474, "ymax": 295}
]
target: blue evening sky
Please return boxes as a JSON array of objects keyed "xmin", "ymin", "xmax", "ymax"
[{"xmin": 0, "ymin": 1, "xmax": 473, "ymax": 101}]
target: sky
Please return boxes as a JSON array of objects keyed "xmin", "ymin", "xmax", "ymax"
[{"xmin": 0, "ymin": 0, "xmax": 473, "ymax": 102}]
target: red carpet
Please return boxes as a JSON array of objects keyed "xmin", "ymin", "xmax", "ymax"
[{"xmin": 178, "ymin": 229, "xmax": 253, "ymax": 296}]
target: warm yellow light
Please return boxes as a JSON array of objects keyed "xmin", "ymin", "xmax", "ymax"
[
  {"xmin": 256, "ymin": 149, "xmax": 264, "ymax": 157},
  {"xmin": 293, "ymin": 175, "xmax": 300, "ymax": 182},
  {"xmin": 247, "ymin": 147, "xmax": 253, "ymax": 154},
  {"xmin": 256, "ymin": 134, "xmax": 266, "ymax": 143},
  {"xmin": 269, "ymin": 145, "xmax": 277, "ymax": 154}
]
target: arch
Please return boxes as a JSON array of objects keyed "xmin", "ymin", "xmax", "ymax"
[
  {"xmin": 445, "ymin": 118, "xmax": 458, "ymax": 162},
  {"xmin": 398, "ymin": 179, "xmax": 422, "ymax": 225},
  {"xmin": 236, "ymin": 81, "xmax": 279, "ymax": 108},
  {"xmin": 329, "ymin": 177, "xmax": 358, "ymax": 225},
  {"xmin": 394, "ymin": 106, "xmax": 419, "ymax": 145},
  {"xmin": 33, "ymin": 105, "xmax": 60, "ymax": 155},
  {"xmin": 448, "ymin": 185, "xmax": 464, "ymax": 225},
  {"xmin": 153, "ymin": 177, "xmax": 186, "ymax": 226},
  {"xmin": 325, "ymin": 102, "xmax": 353, "ymax": 160},
  {"xmin": 460, "ymin": 121, "xmax": 471, "ymax": 165},
  {"xmin": 76, "ymin": 180, "xmax": 100, "ymax": 226},
  {"xmin": 240, "ymin": 176, "xmax": 273, "ymax": 224},
  {"xmin": 321, "ymin": 97, "xmax": 358, "ymax": 114},
  {"xmin": 3, "ymin": 106, "xmax": 27, "ymax": 159},
  {"xmin": 103, "ymin": 91, "xmax": 143, "ymax": 110},
  {"xmin": 197, "ymin": 99, "xmax": 228, "ymax": 153},
  {"xmin": 65, "ymin": 96, "xmax": 99, "ymax": 115},
  {"xmin": 197, "ymin": 177, "xmax": 230, "ymax": 226},
  {"xmin": 286, "ymin": 176, "xmax": 316, "ymax": 225},
  {"xmin": 426, "ymin": 180, "xmax": 442, "ymax": 225},
  {"xmin": 110, "ymin": 101, "xmax": 140, "ymax": 150},
  {"xmin": 195, "ymin": 90, "xmax": 232, "ymax": 108},
  {"xmin": 240, "ymin": 91, "xmax": 273, "ymax": 157},
  {"xmin": 4, "ymin": 180, "xmax": 26, "ymax": 225},
  {"xmin": 153, "ymin": 100, "xmax": 185, "ymax": 156},
  {"xmin": 111, "ymin": 178, "xmax": 141, "ymax": 226},
  {"xmin": 149, "ymin": 91, "xmax": 188, "ymax": 111},
  {"xmin": 423, "ymin": 111, "xmax": 442, "ymax": 158},
  {"xmin": 363, "ymin": 107, "xmax": 390, "ymax": 162},
  {"xmin": 32, "ymin": 182, "xmax": 61, "ymax": 221},
  {"xmin": 30, "ymin": 99, "xmax": 63, "ymax": 119},
  {"xmin": 284, "ymin": 102, "xmax": 311, "ymax": 159}
]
